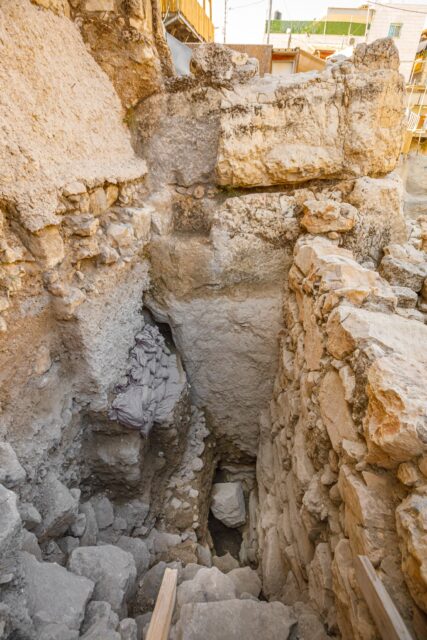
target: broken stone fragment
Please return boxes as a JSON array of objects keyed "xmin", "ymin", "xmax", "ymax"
[
  {"xmin": 66, "ymin": 214, "xmax": 99, "ymax": 237},
  {"xmin": 34, "ymin": 472, "xmax": 79, "ymax": 540},
  {"xmin": 0, "ymin": 442, "xmax": 26, "ymax": 488},
  {"xmin": 364, "ymin": 353, "xmax": 427, "ymax": 465},
  {"xmin": 90, "ymin": 495, "xmax": 114, "ymax": 530},
  {"xmin": 227, "ymin": 567, "xmax": 261, "ymax": 598},
  {"xmin": 68, "ymin": 545, "xmax": 137, "ymax": 616},
  {"xmin": 318, "ymin": 370, "xmax": 358, "ymax": 452},
  {"xmin": 392, "ymin": 285, "xmax": 418, "ymax": 308},
  {"xmin": 52, "ymin": 287, "xmax": 86, "ymax": 320},
  {"xmin": 106, "ymin": 222, "xmax": 135, "ymax": 249},
  {"xmin": 210, "ymin": 482, "xmax": 246, "ymax": 528},
  {"xmin": 176, "ymin": 567, "xmax": 237, "ymax": 612},
  {"xmin": 0, "ymin": 484, "xmax": 21, "ymax": 563},
  {"xmin": 396, "ymin": 489, "xmax": 427, "ymax": 611},
  {"xmin": 19, "ymin": 503, "xmax": 42, "ymax": 531},
  {"xmin": 21, "ymin": 551, "xmax": 94, "ymax": 634},
  {"xmin": 301, "ymin": 200, "xmax": 357, "ymax": 234},
  {"xmin": 212, "ymin": 552, "xmax": 240, "ymax": 573},
  {"xmin": 379, "ymin": 243, "xmax": 427, "ymax": 291},
  {"xmin": 18, "ymin": 226, "xmax": 64, "ymax": 268}
]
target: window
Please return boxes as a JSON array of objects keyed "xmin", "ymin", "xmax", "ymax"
[{"xmin": 388, "ymin": 23, "xmax": 402, "ymax": 38}]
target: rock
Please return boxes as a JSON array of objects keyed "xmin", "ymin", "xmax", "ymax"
[
  {"xmin": 0, "ymin": 442, "xmax": 26, "ymax": 487},
  {"xmin": 175, "ymin": 600, "xmax": 296, "ymax": 640},
  {"xmin": 227, "ymin": 567, "xmax": 261, "ymax": 598},
  {"xmin": 68, "ymin": 545, "xmax": 137, "ymax": 616},
  {"xmin": 196, "ymin": 544, "xmax": 212, "ymax": 567},
  {"xmin": 135, "ymin": 613, "xmax": 152, "ymax": 640},
  {"xmin": 118, "ymin": 618, "xmax": 138, "ymax": 640},
  {"xmin": 210, "ymin": 482, "xmax": 246, "ymax": 528},
  {"xmin": 392, "ymin": 286, "xmax": 418, "ymax": 308},
  {"xmin": 212, "ymin": 553, "xmax": 240, "ymax": 573},
  {"xmin": 216, "ymin": 40, "xmax": 403, "ymax": 187},
  {"xmin": 0, "ymin": 484, "xmax": 21, "ymax": 562},
  {"xmin": 21, "ymin": 530, "xmax": 42, "ymax": 560},
  {"xmin": 301, "ymin": 200, "xmax": 357, "ymax": 234},
  {"xmin": 396, "ymin": 489, "xmax": 427, "ymax": 611},
  {"xmin": 80, "ymin": 502, "xmax": 99, "ymax": 546},
  {"xmin": 58, "ymin": 535, "xmax": 80, "ymax": 556},
  {"xmin": 379, "ymin": 243, "xmax": 427, "ymax": 291},
  {"xmin": 318, "ymin": 370, "xmax": 358, "ymax": 452},
  {"xmin": 81, "ymin": 600, "xmax": 119, "ymax": 635},
  {"xmin": 176, "ymin": 567, "xmax": 237, "ymax": 611},
  {"xmin": 18, "ymin": 502, "xmax": 42, "ymax": 531},
  {"xmin": 38, "ymin": 623, "xmax": 79, "ymax": 640},
  {"xmin": 70, "ymin": 512, "xmax": 87, "ymax": 538},
  {"xmin": 180, "ymin": 563, "xmax": 204, "ymax": 583},
  {"xmin": 34, "ymin": 473, "xmax": 79, "ymax": 540},
  {"xmin": 91, "ymin": 495, "xmax": 114, "ymax": 530},
  {"xmin": 21, "ymin": 551, "xmax": 93, "ymax": 633},
  {"xmin": 116, "ymin": 536, "xmax": 150, "ymax": 577}
]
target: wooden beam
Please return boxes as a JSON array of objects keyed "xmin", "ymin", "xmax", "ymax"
[
  {"xmin": 146, "ymin": 568, "xmax": 178, "ymax": 640},
  {"xmin": 355, "ymin": 555, "xmax": 413, "ymax": 640}
]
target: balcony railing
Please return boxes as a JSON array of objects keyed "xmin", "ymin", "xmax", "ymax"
[
  {"xmin": 267, "ymin": 20, "xmax": 367, "ymax": 36},
  {"xmin": 162, "ymin": 0, "xmax": 214, "ymax": 42}
]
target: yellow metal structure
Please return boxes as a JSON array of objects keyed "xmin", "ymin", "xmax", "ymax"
[{"xmin": 162, "ymin": 0, "xmax": 214, "ymax": 42}]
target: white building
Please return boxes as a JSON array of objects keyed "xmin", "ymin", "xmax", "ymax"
[
  {"xmin": 268, "ymin": 3, "xmax": 427, "ymax": 81},
  {"xmin": 366, "ymin": 3, "xmax": 427, "ymax": 80}
]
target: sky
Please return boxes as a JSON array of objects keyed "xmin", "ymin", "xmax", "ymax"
[{"xmin": 212, "ymin": 0, "xmax": 427, "ymax": 44}]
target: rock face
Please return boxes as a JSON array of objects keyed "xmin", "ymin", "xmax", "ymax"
[{"xmin": 216, "ymin": 39, "xmax": 403, "ymax": 187}]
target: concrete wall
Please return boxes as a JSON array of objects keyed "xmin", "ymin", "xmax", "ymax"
[{"xmin": 367, "ymin": 4, "xmax": 427, "ymax": 80}]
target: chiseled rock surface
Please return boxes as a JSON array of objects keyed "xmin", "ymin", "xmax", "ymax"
[
  {"xmin": 301, "ymin": 200, "xmax": 357, "ymax": 234},
  {"xmin": 217, "ymin": 39, "xmax": 404, "ymax": 187},
  {"xmin": 175, "ymin": 600, "xmax": 296, "ymax": 640},
  {"xmin": 210, "ymin": 482, "xmax": 246, "ymax": 528}
]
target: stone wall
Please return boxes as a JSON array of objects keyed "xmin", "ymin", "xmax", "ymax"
[{"xmin": 256, "ymin": 217, "xmax": 427, "ymax": 638}]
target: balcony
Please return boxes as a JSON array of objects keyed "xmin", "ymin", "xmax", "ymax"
[{"xmin": 162, "ymin": 0, "xmax": 214, "ymax": 43}]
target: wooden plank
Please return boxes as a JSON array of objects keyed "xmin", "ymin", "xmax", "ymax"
[
  {"xmin": 146, "ymin": 568, "xmax": 178, "ymax": 640},
  {"xmin": 355, "ymin": 555, "xmax": 413, "ymax": 640}
]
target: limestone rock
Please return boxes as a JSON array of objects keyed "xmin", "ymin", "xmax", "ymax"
[
  {"xmin": 396, "ymin": 489, "xmax": 427, "ymax": 611},
  {"xmin": 216, "ymin": 40, "xmax": 403, "ymax": 187},
  {"xmin": 91, "ymin": 495, "xmax": 114, "ymax": 530},
  {"xmin": 34, "ymin": 473, "xmax": 79, "ymax": 540},
  {"xmin": 301, "ymin": 200, "xmax": 357, "ymax": 234},
  {"xmin": 210, "ymin": 483, "xmax": 246, "ymax": 528},
  {"xmin": 68, "ymin": 545, "xmax": 137, "ymax": 616},
  {"xmin": 212, "ymin": 553, "xmax": 240, "ymax": 573},
  {"xmin": 227, "ymin": 567, "xmax": 261, "ymax": 598},
  {"xmin": 135, "ymin": 562, "xmax": 182, "ymax": 614},
  {"xmin": 175, "ymin": 600, "xmax": 296, "ymax": 640},
  {"xmin": 0, "ymin": 442, "xmax": 26, "ymax": 488},
  {"xmin": 379, "ymin": 243, "xmax": 427, "ymax": 291},
  {"xmin": 21, "ymin": 551, "xmax": 94, "ymax": 633},
  {"xmin": 176, "ymin": 567, "xmax": 237, "ymax": 610},
  {"xmin": 0, "ymin": 484, "xmax": 21, "ymax": 561},
  {"xmin": 319, "ymin": 370, "xmax": 358, "ymax": 452},
  {"xmin": 116, "ymin": 536, "xmax": 150, "ymax": 577}
]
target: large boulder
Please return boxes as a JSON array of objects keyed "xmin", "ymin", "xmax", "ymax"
[
  {"xmin": 210, "ymin": 482, "xmax": 246, "ymax": 528},
  {"xmin": 176, "ymin": 567, "xmax": 237, "ymax": 611},
  {"xmin": 216, "ymin": 39, "xmax": 403, "ymax": 188},
  {"xmin": 175, "ymin": 600, "xmax": 296, "ymax": 640},
  {"xmin": 21, "ymin": 551, "xmax": 93, "ymax": 634},
  {"xmin": 68, "ymin": 545, "xmax": 136, "ymax": 616}
]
